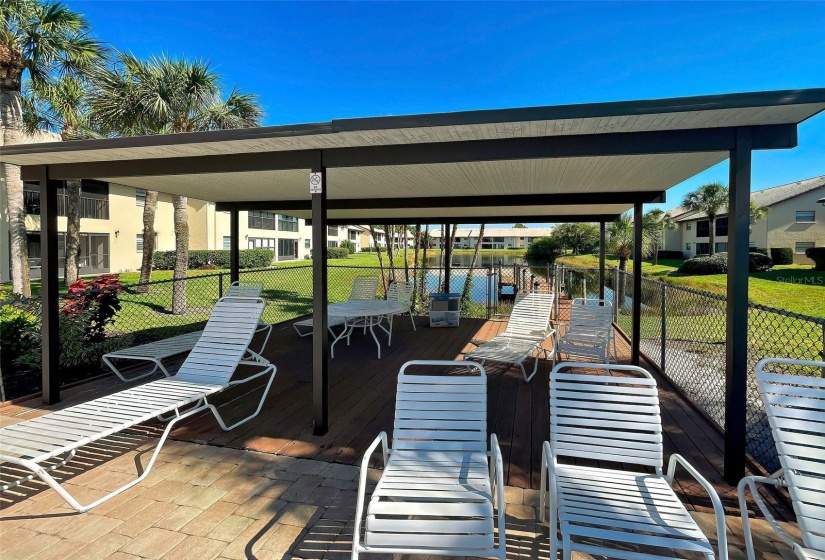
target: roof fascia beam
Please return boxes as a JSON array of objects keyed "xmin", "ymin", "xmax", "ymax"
[{"xmin": 324, "ymin": 214, "xmax": 622, "ymax": 226}]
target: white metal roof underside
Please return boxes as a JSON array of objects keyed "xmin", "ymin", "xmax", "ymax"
[{"xmin": 2, "ymin": 89, "xmax": 824, "ymax": 221}]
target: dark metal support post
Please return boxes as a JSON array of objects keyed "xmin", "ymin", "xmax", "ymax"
[
  {"xmin": 443, "ymin": 223, "xmax": 451, "ymax": 292},
  {"xmin": 229, "ymin": 204, "xmax": 240, "ymax": 284},
  {"xmin": 724, "ymin": 128, "xmax": 752, "ymax": 483},
  {"xmin": 311, "ymin": 160, "xmax": 329, "ymax": 435},
  {"xmin": 599, "ymin": 221, "xmax": 606, "ymax": 302},
  {"xmin": 631, "ymin": 201, "xmax": 644, "ymax": 365},
  {"xmin": 39, "ymin": 166, "xmax": 60, "ymax": 404}
]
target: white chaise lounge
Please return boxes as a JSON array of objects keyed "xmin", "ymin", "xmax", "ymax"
[
  {"xmin": 541, "ymin": 362, "xmax": 728, "ymax": 560},
  {"xmin": 0, "ymin": 296, "xmax": 277, "ymax": 513},
  {"xmin": 293, "ymin": 276, "xmax": 380, "ymax": 337},
  {"xmin": 102, "ymin": 280, "xmax": 271, "ymax": 381},
  {"xmin": 465, "ymin": 292, "xmax": 555, "ymax": 382},
  {"xmin": 352, "ymin": 360, "xmax": 506, "ymax": 559},
  {"xmin": 738, "ymin": 358, "xmax": 825, "ymax": 560},
  {"xmin": 552, "ymin": 297, "xmax": 616, "ymax": 365}
]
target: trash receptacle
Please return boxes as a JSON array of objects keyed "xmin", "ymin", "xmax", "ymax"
[{"xmin": 429, "ymin": 292, "xmax": 461, "ymax": 327}]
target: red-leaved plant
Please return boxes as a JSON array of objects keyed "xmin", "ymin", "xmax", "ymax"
[{"xmin": 62, "ymin": 274, "xmax": 124, "ymax": 341}]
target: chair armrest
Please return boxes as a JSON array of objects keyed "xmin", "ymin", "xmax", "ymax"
[
  {"xmin": 490, "ymin": 434, "xmax": 506, "ymax": 553},
  {"xmin": 667, "ymin": 454, "xmax": 728, "ymax": 560},
  {"xmin": 352, "ymin": 432, "xmax": 389, "ymax": 554},
  {"xmin": 737, "ymin": 470, "xmax": 804, "ymax": 555},
  {"xmin": 227, "ymin": 363, "xmax": 277, "ymax": 386}
]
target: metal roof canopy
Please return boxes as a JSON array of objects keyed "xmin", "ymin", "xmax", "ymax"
[{"xmin": 2, "ymin": 88, "xmax": 824, "ymax": 222}]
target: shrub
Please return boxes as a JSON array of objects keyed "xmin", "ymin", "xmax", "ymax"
[
  {"xmin": 152, "ymin": 249, "xmax": 274, "ymax": 270},
  {"xmin": 657, "ymin": 250, "xmax": 685, "ymax": 260},
  {"xmin": 340, "ymin": 240, "xmax": 356, "ymax": 254},
  {"xmin": 770, "ymin": 247, "xmax": 794, "ymax": 265},
  {"xmin": 328, "ymin": 247, "xmax": 350, "ymax": 259},
  {"xmin": 0, "ymin": 298, "xmax": 39, "ymax": 376},
  {"xmin": 677, "ymin": 254, "xmax": 728, "ymax": 275},
  {"xmin": 525, "ymin": 236, "xmax": 563, "ymax": 263},
  {"xmin": 359, "ymin": 246, "xmax": 382, "ymax": 253},
  {"xmin": 749, "ymin": 247, "xmax": 768, "ymax": 255},
  {"xmin": 805, "ymin": 246, "xmax": 825, "ymax": 271},
  {"xmin": 62, "ymin": 274, "xmax": 124, "ymax": 341},
  {"xmin": 749, "ymin": 252, "xmax": 774, "ymax": 272}
]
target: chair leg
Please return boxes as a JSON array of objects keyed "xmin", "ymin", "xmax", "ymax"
[
  {"xmin": 206, "ymin": 367, "xmax": 277, "ymax": 431},
  {"xmin": 738, "ymin": 479, "xmax": 758, "ymax": 560}
]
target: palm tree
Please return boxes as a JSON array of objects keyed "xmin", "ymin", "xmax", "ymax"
[
  {"xmin": 750, "ymin": 201, "xmax": 768, "ymax": 224},
  {"xmin": 681, "ymin": 182, "xmax": 728, "ymax": 255},
  {"xmin": 642, "ymin": 209, "xmax": 677, "ymax": 265},
  {"xmin": 461, "ymin": 224, "xmax": 485, "ymax": 305},
  {"xmin": 1, "ymin": 0, "xmax": 104, "ymax": 296},
  {"xmin": 90, "ymin": 53, "xmax": 262, "ymax": 311}
]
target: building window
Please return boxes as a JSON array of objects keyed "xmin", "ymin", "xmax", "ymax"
[
  {"xmin": 248, "ymin": 237, "xmax": 276, "ymax": 250},
  {"xmin": 715, "ymin": 217, "xmax": 728, "ymax": 237},
  {"xmin": 278, "ymin": 214, "xmax": 299, "ymax": 232},
  {"xmin": 23, "ymin": 180, "xmax": 110, "ymax": 220},
  {"xmin": 796, "ymin": 211, "xmax": 815, "ymax": 223},
  {"xmin": 136, "ymin": 234, "xmax": 144, "ymax": 252},
  {"xmin": 328, "ymin": 226, "xmax": 338, "ymax": 237},
  {"xmin": 248, "ymin": 211, "xmax": 277, "ymax": 230},
  {"xmin": 348, "ymin": 230, "xmax": 358, "ymax": 241},
  {"xmin": 696, "ymin": 243, "xmax": 710, "ymax": 255},
  {"xmin": 795, "ymin": 241, "xmax": 815, "ymax": 254},
  {"xmin": 278, "ymin": 239, "xmax": 297, "ymax": 261},
  {"xmin": 136, "ymin": 189, "xmax": 146, "ymax": 207},
  {"xmin": 686, "ymin": 223, "xmax": 692, "ymax": 231},
  {"xmin": 696, "ymin": 220, "xmax": 709, "ymax": 238},
  {"xmin": 222, "ymin": 236, "xmax": 231, "ymax": 250},
  {"xmin": 305, "ymin": 239, "xmax": 311, "ymax": 249},
  {"xmin": 715, "ymin": 242, "xmax": 728, "ymax": 253},
  {"xmin": 686, "ymin": 243, "xmax": 691, "ymax": 250},
  {"xmin": 327, "ymin": 240, "xmax": 338, "ymax": 248}
]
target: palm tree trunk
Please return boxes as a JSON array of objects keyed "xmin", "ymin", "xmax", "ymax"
[
  {"xmin": 403, "ymin": 226, "xmax": 409, "ymax": 282},
  {"xmin": 462, "ymin": 224, "xmax": 485, "ymax": 304},
  {"xmin": 64, "ymin": 179, "xmax": 81, "ymax": 285},
  {"xmin": 708, "ymin": 217, "xmax": 716, "ymax": 255},
  {"xmin": 171, "ymin": 195, "xmax": 189, "ymax": 314},
  {"xmin": 1, "ymin": 83, "xmax": 31, "ymax": 297},
  {"xmin": 420, "ymin": 225, "xmax": 429, "ymax": 304},
  {"xmin": 136, "ymin": 190, "xmax": 158, "ymax": 294},
  {"xmin": 411, "ymin": 225, "xmax": 421, "ymax": 309},
  {"xmin": 617, "ymin": 257, "xmax": 627, "ymax": 310},
  {"xmin": 437, "ymin": 227, "xmax": 444, "ymax": 291},
  {"xmin": 370, "ymin": 226, "xmax": 387, "ymax": 295},
  {"xmin": 385, "ymin": 225, "xmax": 395, "ymax": 283}
]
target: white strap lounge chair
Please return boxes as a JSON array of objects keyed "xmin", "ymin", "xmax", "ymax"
[
  {"xmin": 552, "ymin": 297, "xmax": 616, "ymax": 365},
  {"xmin": 103, "ymin": 280, "xmax": 271, "ymax": 381},
  {"xmin": 0, "ymin": 296, "xmax": 277, "ymax": 513},
  {"xmin": 293, "ymin": 276, "xmax": 379, "ymax": 337},
  {"xmin": 465, "ymin": 292, "xmax": 555, "ymax": 382},
  {"xmin": 738, "ymin": 358, "xmax": 825, "ymax": 560},
  {"xmin": 384, "ymin": 280, "xmax": 416, "ymax": 331},
  {"xmin": 352, "ymin": 360, "xmax": 506, "ymax": 559},
  {"xmin": 541, "ymin": 362, "xmax": 728, "ymax": 560}
]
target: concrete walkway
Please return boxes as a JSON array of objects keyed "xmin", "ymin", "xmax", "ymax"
[{"xmin": 0, "ymin": 440, "xmax": 804, "ymax": 560}]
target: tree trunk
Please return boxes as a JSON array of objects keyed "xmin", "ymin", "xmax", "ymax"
[
  {"xmin": 370, "ymin": 225, "xmax": 387, "ymax": 295},
  {"xmin": 462, "ymin": 224, "xmax": 485, "ymax": 304},
  {"xmin": 403, "ymin": 226, "xmax": 409, "ymax": 283},
  {"xmin": 437, "ymin": 227, "xmax": 444, "ymax": 291},
  {"xmin": 1, "ymin": 82, "xmax": 31, "ymax": 297},
  {"xmin": 171, "ymin": 195, "xmax": 189, "ymax": 314},
  {"xmin": 136, "ymin": 190, "xmax": 158, "ymax": 294},
  {"xmin": 617, "ymin": 257, "xmax": 627, "ymax": 311},
  {"xmin": 420, "ymin": 225, "xmax": 429, "ymax": 305},
  {"xmin": 385, "ymin": 225, "xmax": 395, "ymax": 283},
  {"xmin": 411, "ymin": 225, "xmax": 421, "ymax": 309},
  {"xmin": 64, "ymin": 179, "xmax": 81, "ymax": 285},
  {"xmin": 708, "ymin": 216, "xmax": 716, "ymax": 255}
]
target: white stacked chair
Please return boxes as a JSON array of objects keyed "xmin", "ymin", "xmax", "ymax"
[
  {"xmin": 738, "ymin": 358, "xmax": 825, "ymax": 560},
  {"xmin": 553, "ymin": 297, "xmax": 616, "ymax": 365},
  {"xmin": 352, "ymin": 360, "xmax": 506, "ymax": 559},
  {"xmin": 0, "ymin": 296, "xmax": 277, "ymax": 513},
  {"xmin": 103, "ymin": 279, "xmax": 271, "ymax": 381},
  {"xmin": 384, "ymin": 280, "xmax": 416, "ymax": 331},
  {"xmin": 541, "ymin": 362, "xmax": 727, "ymax": 560},
  {"xmin": 465, "ymin": 292, "xmax": 554, "ymax": 382},
  {"xmin": 293, "ymin": 276, "xmax": 379, "ymax": 337}
]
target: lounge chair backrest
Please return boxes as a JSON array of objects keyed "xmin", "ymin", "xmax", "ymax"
[
  {"xmin": 174, "ymin": 296, "xmax": 267, "ymax": 386},
  {"xmin": 350, "ymin": 277, "xmax": 380, "ymax": 301},
  {"xmin": 568, "ymin": 298, "xmax": 613, "ymax": 334},
  {"xmin": 504, "ymin": 293, "xmax": 553, "ymax": 339},
  {"xmin": 387, "ymin": 280, "xmax": 414, "ymax": 304},
  {"xmin": 226, "ymin": 280, "xmax": 264, "ymax": 297},
  {"xmin": 550, "ymin": 362, "xmax": 663, "ymax": 469},
  {"xmin": 756, "ymin": 358, "xmax": 825, "ymax": 553},
  {"xmin": 393, "ymin": 360, "xmax": 487, "ymax": 453}
]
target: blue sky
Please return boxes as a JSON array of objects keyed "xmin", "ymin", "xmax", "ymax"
[{"xmin": 74, "ymin": 1, "xmax": 825, "ymax": 228}]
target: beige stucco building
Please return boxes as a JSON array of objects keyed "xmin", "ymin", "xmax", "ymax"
[{"xmin": 664, "ymin": 175, "xmax": 825, "ymax": 264}]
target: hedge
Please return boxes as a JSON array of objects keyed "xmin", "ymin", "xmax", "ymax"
[
  {"xmin": 805, "ymin": 246, "xmax": 825, "ymax": 271},
  {"xmin": 748, "ymin": 252, "xmax": 774, "ymax": 272},
  {"xmin": 677, "ymin": 252, "xmax": 774, "ymax": 275},
  {"xmin": 310, "ymin": 247, "xmax": 351, "ymax": 259},
  {"xmin": 657, "ymin": 250, "xmax": 685, "ymax": 260},
  {"xmin": 152, "ymin": 249, "xmax": 274, "ymax": 270},
  {"xmin": 770, "ymin": 247, "xmax": 794, "ymax": 265},
  {"xmin": 340, "ymin": 240, "xmax": 356, "ymax": 254},
  {"xmin": 749, "ymin": 247, "xmax": 768, "ymax": 255}
]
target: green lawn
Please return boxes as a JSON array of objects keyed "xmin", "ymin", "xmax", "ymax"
[{"xmin": 557, "ymin": 254, "xmax": 824, "ymax": 318}]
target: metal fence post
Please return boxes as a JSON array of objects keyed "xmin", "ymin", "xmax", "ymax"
[
  {"xmin": 546, "ymin": 263, "xmax": 550, "ymax": 293},
  {"xmin": 218, "ymin": 272, "xmax": 224, "ymax": 298},
  {"xmin": 661, "ymin": 283, "xmax": 667, "ymax": 372},
  {"xmin": 614, "ymin": 268, "xmax": 620, "ymax": 322}
]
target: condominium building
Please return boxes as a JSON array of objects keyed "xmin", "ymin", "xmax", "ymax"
[
  {"xmin": 431, "ymin": 227, "xmax": 555, "ymax": 249},
  {"xmin": 663, "ymin": 175, "xmax": 824, "ymax": 263}
]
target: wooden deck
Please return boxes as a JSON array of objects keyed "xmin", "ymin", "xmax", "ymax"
[{"xmin": 1, "ymin": 304, "xmax": 792, "ymax": 520}]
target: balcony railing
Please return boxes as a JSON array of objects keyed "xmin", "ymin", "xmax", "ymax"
[{"xmin": 23, "ymin": 190, "xmax": 109, "ymax": 220}]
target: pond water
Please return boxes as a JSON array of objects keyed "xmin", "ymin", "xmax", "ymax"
[{"xmin": 426, "ymin": 252, "xmax": 526, "ymax": 267}]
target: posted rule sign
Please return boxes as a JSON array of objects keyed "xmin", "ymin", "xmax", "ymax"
[{"xmin": 309, "ymin": 172, "xmax": 323, "ymax": 194}]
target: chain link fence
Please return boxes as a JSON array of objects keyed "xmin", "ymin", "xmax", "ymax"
[{"xmin": 556, "ymin": 264, "xmax": 825, "ymax": 473}]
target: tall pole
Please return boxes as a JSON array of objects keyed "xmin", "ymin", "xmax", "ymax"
[
  {"xmin": 599, "ymin": 221, "xmax": 606, "ymax": 302},
  {"xmin": 631, "ymin": 201, "xmax": 644, "ymax": 365},
  {"xmin": 39, "ymin": 166, "xmax": 60, "ymax": 404},
  {"xmin": 311, "ymin": 158, "xmax": 329, "ymax": 435},
  {"xmin": 229, "ymin": 204, "xmax": 240, "ymax": 284},
  {"xmin": 724, "ymin": 128, "xmax": 752, "ymax": 483}
]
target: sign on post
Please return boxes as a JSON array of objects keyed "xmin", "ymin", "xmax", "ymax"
[{"xmin": 309, "ymin": 172, "xmax": 323, "ymax": 194}]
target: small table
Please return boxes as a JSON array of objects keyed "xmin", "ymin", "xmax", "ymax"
[{"xmin": 328, "ymin": 300, "xmax": 406, "ymax": 359}]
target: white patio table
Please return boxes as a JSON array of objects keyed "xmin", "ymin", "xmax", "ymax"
[{"xmin": 328, "ymin": 300, "xmax": 406, "ymax": 359}]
